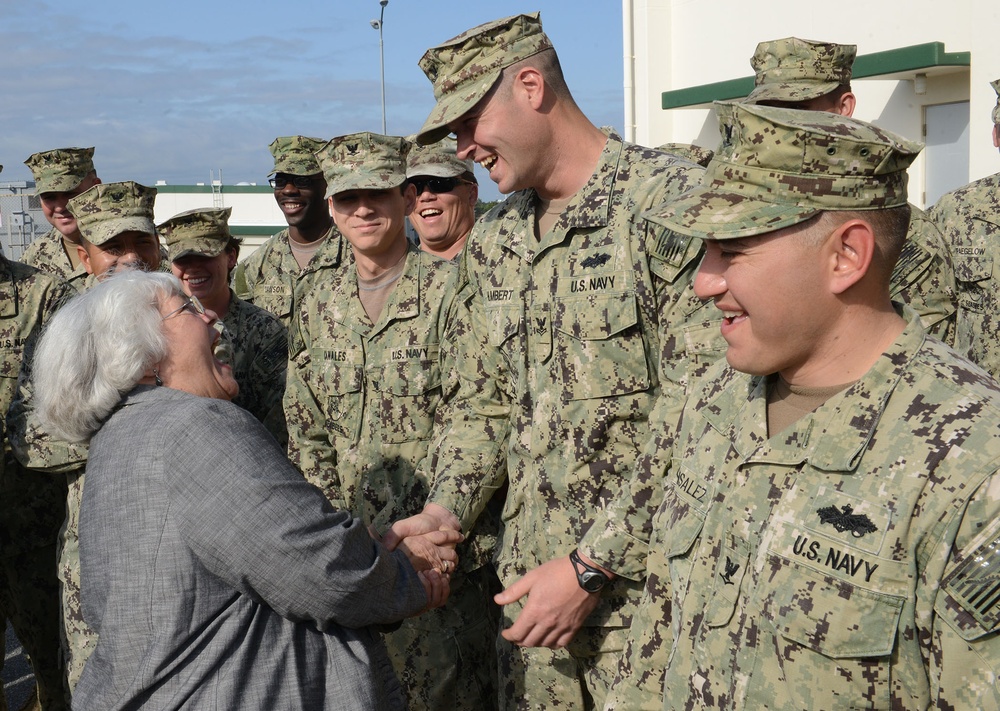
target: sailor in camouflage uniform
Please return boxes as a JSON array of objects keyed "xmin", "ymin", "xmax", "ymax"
[
  {"xmin": 743, "ymin": 36, "xmax": 957, "ymax": 341},
  {"xmin": 0, "ymin": 165, "xmax": 73, "ymax": 711},
  {"xmin": 21, "ymin": 147, "xmax": 101, "ymax": 293},
  {"xmin": 7, "ymin": 181, "xmax": 162, "ymax": 694},
  {"xmin": 913, "ymin": 77, "xmax": 1000, "ymax": 377},
  {"xmin": 599, "ymin": 102, "xmax": 1000, "ymax": 710},
  {"xmin": 406, "ymin": 137, "xmax": 479, "ymax": 262},
  {"xmin": 160, "ymin": 207, "xmax": 288, "ymax": 445},
  {"xmin": 382, "ymin": 13, "xmax": 721, "ymax": 709},
  {"xmin": 284, "ymin": 132, "xmax": 499, "ymax": 711},
  {"xmin": 232, "ymin": 136, "xmax": 348, "ymax": 348}
]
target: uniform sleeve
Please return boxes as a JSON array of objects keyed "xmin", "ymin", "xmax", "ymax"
[
  {"xmin": 930, "ymin": 471, "xmax": 1000, "ymax": 708},
  {"xmin": 421, "ymin": 260, "xmax": 512, "ymax": 532},
  {"xmin": 231, "ymin": 259, "xmax": 252, "ymax": 302},
  {"xmin": 241, "ymin": 313, "xmax": 289, "ymax": 446},
  {"xmin": 7, "ymin": 278, "xmax": 90, "ymax": 472},
  {"xmin": 579, "ymin": 390, "xmax": 682, "ymax": 578},
  {"xmin": 164, "ymin": 402, "xmax": 426, "ymax": 628},
  {"xmin": 580, "ymin": 218, "xmax": 720, "ymax": 578},
  {"xmin": 891, "ymin": 210, "xmax": 957, "ymax": 344}
]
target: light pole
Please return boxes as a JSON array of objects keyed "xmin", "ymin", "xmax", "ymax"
[{"xmin": 370, "ymin": 0, "xmax": 388, "ymax": 134}]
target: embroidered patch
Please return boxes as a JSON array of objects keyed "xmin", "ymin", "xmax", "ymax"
[
  {"xmin": 721, "ymin": 557, "xmax": 740, "ymax": 585},
  {"xmin": 817, "ymin": 504, "xmax": 878, "ymax": 538},
  {"xmin": 648, "ymin": 226, "xmax": 693, "ymax": 268},
  {"xmin": 942, "ymin": 535, "xmax": 1000, "ymax": 634},
  {"xmin": 581, "ymin": 252, "xmax": 611, "ymax": 268}
]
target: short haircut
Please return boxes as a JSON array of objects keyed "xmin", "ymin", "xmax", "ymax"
[
  {"xmin": 817, "ymin": 204, "xmax": 912, "ymax": 279},
  {"xmin": 34, "ymin": 271, "xmax": 183, "ymax": 442},
  {"xmin": 497, "ymin": 47, "xmax": 574, "ymax": 104}
]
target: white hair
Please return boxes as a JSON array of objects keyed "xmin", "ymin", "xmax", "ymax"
[{"xmin": 34, "ymin": 271, "xmax": 184, "ymax": 442}]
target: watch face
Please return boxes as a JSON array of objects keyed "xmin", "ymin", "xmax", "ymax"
[{"xmin": 580, "ymin": 570, "xmax": 606, "ymax": 593}]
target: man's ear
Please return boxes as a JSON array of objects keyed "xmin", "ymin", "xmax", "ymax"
[
  {"xmin": 837, "ymin": 92, "xmax": 857, "ymax": 118},
  {"xmin": 513, "ymin": 66, "xmax": 545, "ymax": 109},
  {"xmin": 77, "ymin": 242, "xmax": 94, "ymax": 275},
  {"xmin": 828, "ymin": 218, "xmax": 875, "ymax": 295}
]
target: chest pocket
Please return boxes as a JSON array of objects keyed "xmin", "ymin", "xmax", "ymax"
[
  {"xmin": 252, "ymin": 285, "xmax": 294, "ymax": 322},
  {"xmin": 0, "ymin": 344, "xmax": 23, "ymax": 379},
  {"xmin": 370, "ymin": 347, "xmax": 441, "ymax": 444},
  {"xmin": 953, "ymin": 219, "xmax": 998, "ymax": 315},
  {"xmin": 485, "ymin": 301, "xmax": 522, "ymax": 361},
  {"xmin": 753, "ymin": 553, "xmax": 904, "ymax": 710},
  {"xmin": 552, "ymin": 290, "xmax": 651, "ymax": 401},
  {"xmin": 311, "ymin": 350, "xmax": 363, "ymax": 443}
]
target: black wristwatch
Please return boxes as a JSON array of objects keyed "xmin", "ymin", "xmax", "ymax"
[{"xmin": 569, "ymin": 549, "xmax": 611, "ymax": 594}]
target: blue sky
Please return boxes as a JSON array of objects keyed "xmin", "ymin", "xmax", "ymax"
[{"xmin": 1, "ymin": 1, "xmax": 625, "ymax": 201}]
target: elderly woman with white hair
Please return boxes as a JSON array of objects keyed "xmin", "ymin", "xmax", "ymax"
[{"xmin": 33, "ymin": 271, "xmax": 457, "ymax": 710}]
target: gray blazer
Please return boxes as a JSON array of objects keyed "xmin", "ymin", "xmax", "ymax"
[{"xmin": 74, "ymin": 385, "xmax": 425, "ymax": 710}]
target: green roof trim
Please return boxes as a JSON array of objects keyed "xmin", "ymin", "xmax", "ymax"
[
  {"xmin": 229, "ymin": 226, "xmax": 282, "ymax": 236},
  {"xmin": 662, "ymin": 41, "xmax": 971, "ymax": 110}
]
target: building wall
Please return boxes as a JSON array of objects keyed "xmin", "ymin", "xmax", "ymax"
[{"xmin": 624, "ymin": 0, "xmax": 1000, "ymax": 208}]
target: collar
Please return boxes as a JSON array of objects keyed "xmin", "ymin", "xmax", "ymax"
[
  {"xmin": 494, "ymin": 130, "xmax": 622, "ymax": 261},
  {"xmin": 700, "ymin": 311, "xmax": 926, "ymax": 472}
]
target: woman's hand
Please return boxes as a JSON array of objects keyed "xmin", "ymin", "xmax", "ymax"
[{"xmin": 397, "ymin": 527, "xmax": 463, "ymax": 575}]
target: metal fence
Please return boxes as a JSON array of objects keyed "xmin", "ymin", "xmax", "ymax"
[{"xmin": 0, "ymin": 182, "xmax": 48, "ymax": 261}]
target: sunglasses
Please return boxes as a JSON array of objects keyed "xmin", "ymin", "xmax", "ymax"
[
  {"xmin": 269, "ymin": 175, "xmax": 317, "ymax": 190},
  {"xmin": 409, "ymin": 176, "xmax": 472, "ymax": 195},
  {"xmin": 162, "ymin": 295, "xmax": 207, "ymax": 321}
]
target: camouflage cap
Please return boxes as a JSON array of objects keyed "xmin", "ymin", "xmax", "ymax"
[
  {"xmin": 159, "ymin": 207, "xmax": 233, "ymax": 261},
  {"xmin": 744, "ymin": 38, "xmax": 856, "ymax": 105},
  {"xmin": 415, "ymin": 12, "xmax": 553, "ymax": 145},
  {"xmin": 67, "ymin": 181, "xmax": 158, "ymax": 246},
  {"xmin": 405, "ymin": 136, "xmax": 474, "ymax": 179},
  {"xmin": 315, "ymin": 132, "xmax": 410, "ymax": 198},
  {"xmin": 991, "ymin": 78, "xmax": 1000, "ymax": 125},
  {"xmin": 24, "ymin": 147, "xmax": 96, "ymax": 194},
  {"xmin": 645, "ymin": 101, "xmax": 921, "ymax": 241},
  {"xmin": 268, "ymin": 136, "xmax": 326, "ymax": 177}
]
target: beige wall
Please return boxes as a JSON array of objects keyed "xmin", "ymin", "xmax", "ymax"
[{"xmin": 624, "ymin": 0, "xmax": 1000, "ymax": 207}]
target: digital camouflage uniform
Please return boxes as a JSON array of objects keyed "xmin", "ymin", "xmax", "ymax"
[
  {"xmin": 597, "ymin": 102, "xmax": 1000, "ymax": 710},
  {"xmin": 231, "ymin": 134, "xmax": 343, "ymax": 352},
  {"xmin": 284, "ymin": 132, "xmax": 500, "ymax": 710},
  {"xmin": 413, "ymin": 14, "xmax": 721, "ymax": 708},
  {"xmin": 159, "ymin": 207, "xmax": 289, "ymax": 445},
  {"xmin": 231, "ymin": 224, "xmax": 344, "ymax": 335},
  {"xmin": 0, "ymin": 256, "xmax": 73, "ymax": 711},
  {"xmin": 8, "ymin": 181, "xmax": 160, "ymax": 695},
  {"xmin": 910, "ymin": 77, "xmax": 1000, "ymax": 376},
  {"xmin": 19, "ymin": 229, "xmax": 90, "ymax": 294}
]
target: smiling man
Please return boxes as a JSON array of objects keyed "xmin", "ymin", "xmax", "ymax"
[
  {"xmin": 599, "ymin": 102, "xmax": 1000, "ymax": 710},
  {"xmin": 232, "ymin": 136, "xmax": 346, "ymax": 344},
  {"xmin": 284, "ymin": 131, "xmax": 500, "ymax": 711},
  {"xmin": 160, "ymin": 207, "xmax": 287, "ymax": 444},
  {"xmin": 406, "ymin": 137, "xmax": 478, "ymax": 261},
  {"xmin": 22, "ymin": 147, "xmax": 102, "ymax": 292},
  {"xmin": 384, "ymin": 12, "xmax": 720, "ymax": 709}
]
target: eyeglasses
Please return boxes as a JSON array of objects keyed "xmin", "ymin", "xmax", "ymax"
[
  {"xmin": 408, "ymin": 176, "xmax": 473, "ymax": 195},
  {"xmin": 269, "ymin": 175, "xmax": 317, "ymax": 190},
  {"xmin": 162, "ymin": 295, "xmax": 207, "ymax": 321}
]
